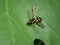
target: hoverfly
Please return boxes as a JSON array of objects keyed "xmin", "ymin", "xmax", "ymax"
[
  {"xmin": 33, "ymin": 39, "xmax": 45, "ymax": 45},
  {"xmin": 27, "ymin": 6, "xmax": 44, "ymax": 28}
]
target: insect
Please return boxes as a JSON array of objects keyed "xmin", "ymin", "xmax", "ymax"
[
  {"xmin": 27, "ymin": 6, "xmax": 44, "ymax": 28},
  {"xmin": 33, "ymin": 39, "xmax": 45, "ymax": 45}
]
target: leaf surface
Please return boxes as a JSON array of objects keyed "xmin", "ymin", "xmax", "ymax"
[{"xmin": 0, "ymin": 0, "xmax": 60, "ymax": 45}]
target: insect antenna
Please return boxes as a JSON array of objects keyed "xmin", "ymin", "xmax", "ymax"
[{"xmin": 32, "ymin": 5, "xmax": 35, "ymax": 18}]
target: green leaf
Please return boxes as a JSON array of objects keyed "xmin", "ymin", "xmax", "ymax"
[{"xmin": 0, "ymin": 0, "xmax": 60, "ymax": 45}]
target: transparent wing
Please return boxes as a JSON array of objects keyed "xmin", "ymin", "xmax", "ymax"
[{"xmin": 37, "ymin": 23, "xmax": 44, "ymax": 28}]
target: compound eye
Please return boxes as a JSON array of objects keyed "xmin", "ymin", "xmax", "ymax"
[
  {"xmin": 38, "ymin": 17, "xmax": 42, "ymax": 22},
  {"xmin": 38, "ymin": 19, "xmax": 41, "ymax": 22},
  {"xmin": 39, "ymin": 17, "xmax": 42, "ymax": 20}
]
